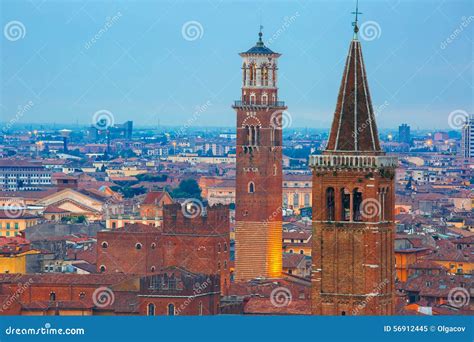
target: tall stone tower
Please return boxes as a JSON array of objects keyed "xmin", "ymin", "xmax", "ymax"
[
  {"xmin": 233, "ymin": 29, "xmax": 286, "ymax": 280},
  {"xmin": 310, "ymin": 17, "xmax": 397, "ymax": 315}
]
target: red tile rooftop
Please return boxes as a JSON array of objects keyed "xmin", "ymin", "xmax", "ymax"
[
  {"xmin": 142, "ymin": 191, "xmax": 168, "ymax": 205},
  {"xmin": 0, "ymin": 210, "xmax": 39, "ymax": 219},
  {"xmin": 44, "ymin": 205, "xmax": 70, "ymax": 213},
  {"xmin": 0, "ymin": 273, "xmax": 134, "ymax": 285},
  {"xmin": 282, "ymin": 253, "xmax": 306, "ymax": 268},
  {"xmin": 244, "ymin": 297, "xmax": 310, "ymax": 315}
]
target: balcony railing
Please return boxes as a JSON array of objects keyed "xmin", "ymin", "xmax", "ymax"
[
  {"xmin": 233, "ymin": 100, "xmax": 286, "ymax": 108},
  {"xmin": 309, "ymin": 154, "xmax": 398, "ymax": 169}
]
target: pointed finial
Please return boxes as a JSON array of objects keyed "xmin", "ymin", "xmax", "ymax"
[
  {"xmin": 352, "ymin": 0, "xmax": 362, "ymax": 39},
  {"xmin": 257, "ymin": 25, "xmax": 264, "ymax": 46}
]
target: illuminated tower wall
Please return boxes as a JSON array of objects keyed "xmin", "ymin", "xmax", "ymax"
[{"xmin": 233, "ymin": 32, "xmax": 286, "ymax": 280}]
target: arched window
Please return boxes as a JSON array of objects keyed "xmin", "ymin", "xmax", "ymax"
[
  {"xmin": 304, "ymin": 193, "xmax": 310, "ymax": 207},
  {"xmin": 198, "ymin": 301, "xmax": 203, "ymax": 316},
  {"xmin": 50, "ymin": 291, "xmax": 56, "ymax": 301},
  {"xmin": 293, "ymin": 193, "xmax": 299, "ymax": 207},
  {"xmin": 262, "ymin": 66, "xmax": 269, "ymax": 86},
  {"xmin": 250, "ymin": 93, "xmax": 256, "ymax": 104},
  {"xmin": 341, "ymin": 188, "xmax": 351, "ymax": 221},
  {"xmin": 255, "ymin": 126, "xmax": 260, "ymax": 145},
  {"xmin": 101, "ymin": 241, "xmax": 108, "ymax": 248},
  {"xmin": 242, "ymin": 62, "xmax": 247, "ymax": 85},
  {"xmin": 273, "ymin": 164, "xmax": 277, "ymax": 176},
  {"xmin": 150, "ymin": 266, "xmax": 156, "ymax": 272},
  {"xmin": 135, "ymin": 243, "xmax": 142, "ymax": 250},
  {"xmin": 248, "ymin": 182, "xmax": 255, "ymax": 193},
  {"xmin": 326, "ymin": 188, "xmax": 335, "ymax": 221},
  {"xmin": 353, "ymin": 188, "xmax": 363, "ymax": 221},
  {"xmin": 249, "ymin": 64, "xmax": 255, "ymax": 86},
  {"xmin": 99, "ymin": 265, "xmax": 106, "ymax": 273},
  {"xmin": 151, "ymin": 243, "xmax": 156, "ymax": 249},
  {"xmin": 148, "ymin": 303, "xmax": 155, "ymax": 316},
  {"xmin": 262, "ymin": 94, "xmax": 268, "ymax": 105},
  {"xmin": 224, "ymin": 242, "xmax": 228, "ymax": 252},
  {"xmin": 168, "ymin": 303, "xmax": 175, "ymax": 316},
  {"xmin": 218, "ymin": 243, "xmax": 221, "ymax": 253},
  {"xmin": 245, "ymin": 125, "xmax": 250, "ymax": 146},
  {"xmin": 224, "ymin": 260, "xmax": 227, "ymax": 269},
  {"xmin": 283, "ymin": 194, "xmax": 288, "ymax": 207}
]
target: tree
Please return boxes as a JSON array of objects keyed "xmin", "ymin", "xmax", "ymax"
[{"xmin": 171, "ymin": 179, "xmax": 202, "ymax": 200}]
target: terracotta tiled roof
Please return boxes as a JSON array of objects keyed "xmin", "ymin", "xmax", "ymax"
[
  {"xmin": 0, "ymin": 273, "xmax": 134, "ymax": 285},
  {"xmin": 244, "ymin": 297, "xmax": 310, "ymax": 315},
  {"xmin": 142, "ymin": 191, "xmax": 168, "ymax": 205},
  {"xmin": 282, "ymin": 253, "xmax": 306, "ymax": 268},
  {"xmin": 44, "ymin": 205, "xmax": 70, "ymax": 213}
]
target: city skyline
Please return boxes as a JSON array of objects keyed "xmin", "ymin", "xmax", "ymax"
[{"xmin": 1, "ymin": 0, "xmax": 472, "ymax": 130}]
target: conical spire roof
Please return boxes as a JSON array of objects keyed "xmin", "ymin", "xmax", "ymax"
[{"xmin": 325, "ymin": 39, "xmax": 382, "ymax": 154}]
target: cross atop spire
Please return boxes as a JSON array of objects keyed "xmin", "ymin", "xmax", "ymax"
[{"xmin": 352, "ymin": 0, "xmax": 362, "ymax": 39}]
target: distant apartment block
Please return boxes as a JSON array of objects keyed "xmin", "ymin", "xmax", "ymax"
[
  {"xmin": 87, "ymin": 120, "xmax": 133, "ymax": 141},
  {"xmin": 399, "ymin": 123, "xmax": 411, "ymax": 145},
  {"xmin": 0, "ymin": 160, "xmax": 52, "ymax": 191},
  {"xmin": 461, "ymin": 114, "xmax": 474, "ymax": 159}
]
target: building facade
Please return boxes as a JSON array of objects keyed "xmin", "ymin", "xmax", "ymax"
[
  {"xmin": 233, "ymin": 30, "xmax": 286, "ymax": 280},
  {"xmin": 461, "ymin": 114, "xmax": 473, "ymax": 159},
  {"xmin": 310, "ymin": 25, "xmax": 397, "ymax": 315},
  {"xmin": 0, "ymin": 160, "xmax": 52, "ymax": 191}
]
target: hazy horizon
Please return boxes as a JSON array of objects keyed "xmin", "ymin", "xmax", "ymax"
[{"xmin": 1, "ymin": 0, "xmax": 472, "ymax": 130}]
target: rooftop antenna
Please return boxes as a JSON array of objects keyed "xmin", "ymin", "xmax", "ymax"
[{"xmin": 352, "ymin": 0, "xmax": 362, "ymax": 40}]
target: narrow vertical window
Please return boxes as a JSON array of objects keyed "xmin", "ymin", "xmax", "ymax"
[
  {"xmin": 326, "ymin": 188, "xmax": 335, "ymax": 221},
  {"xmin": 248, "ymin": 182, "xmax": 255, "ymax": 193},
  {"xmin": 148, "ymin": 303, "xmax": 155, "ymax": 316},
  {"xmin": 341, "ymin": 188, "xmax": 351, "ymax": 221},
  {"xmin": 168, "ymin": 303, "xmax": 175, "ymax": 316},
  {"xmin": 353, "ymin": 188, "xmax": 363, "ymax": 221}
]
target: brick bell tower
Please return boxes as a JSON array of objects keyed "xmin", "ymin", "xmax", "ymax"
[
  {"xmin": 310, "ymin": 12, "xmax": 397, "ymax": 315},
  {"xmin": 233, "ymin": 28, "xmax": 286, "ymax": 281}
]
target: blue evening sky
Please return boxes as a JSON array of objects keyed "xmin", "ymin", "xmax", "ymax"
[{"xmin": 1, "ymin": 0, "xmax": 472, "ymax": 129}]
